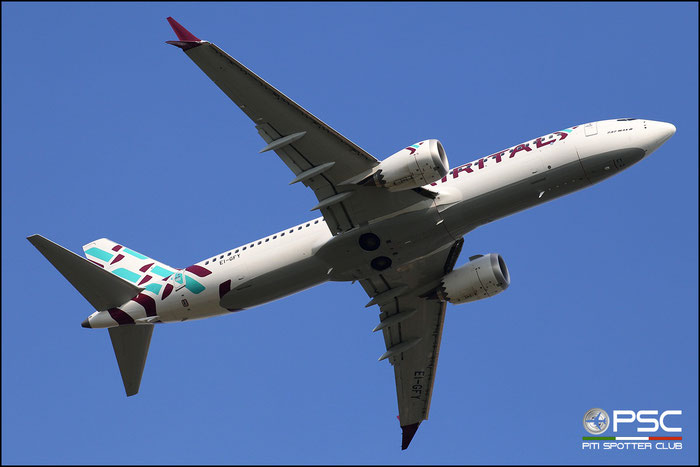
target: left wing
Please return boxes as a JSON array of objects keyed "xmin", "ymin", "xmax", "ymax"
[
  {"xmin": 360, "ymin": 238, "xmax": 464, "ymax": 449},
  {"xmin": 165, "ymin": 17, "xmax": 433, "ymax": 235}
]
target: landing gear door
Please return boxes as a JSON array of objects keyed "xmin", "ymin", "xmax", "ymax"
[{"xmin": 584, "ymin": 122, "xmax": 598, "ymax": 137}]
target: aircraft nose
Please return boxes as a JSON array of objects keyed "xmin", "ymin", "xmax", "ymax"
[
  {"xmin": 658, "ymin": 121, "xmax": 676, "ymax": 141},
  {"xmin": 642, "ymin": 120, "xmax": 676, "ymax": 156}
]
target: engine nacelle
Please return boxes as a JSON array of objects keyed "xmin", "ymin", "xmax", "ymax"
[
  {"xmin": 437, "ymin": 254, "xmax": 510, "ymax": 304},
  {"xmin": 362, "ymin": 139, "xmax": 449, "ymax": 191}
]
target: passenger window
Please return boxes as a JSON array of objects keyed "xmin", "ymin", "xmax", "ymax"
[
  {"xmin": 235, "ymin": 249, "xmax": 239, "ymax": 253},
  {"xmin": 314, "ymin": 220, "xmax": 319, "ymax": 224},
  {"xmin": 298, "ymin": 226, "xmax": 302, "ymax": 230},
  {"xmin": 242, "ymin": 247, "xmax": 246, "ymax": 250},
  {"xmin": 281, "ymin": 233, "xmax": 285, "ymax": 236},
  {"xmin": 289, "ymin": 230, "xmax": 293, "ymax": 233},
  {"xmin": 273, "ymin": 235, "xmax": 277, "ymax": 239},
  {"xmin": 220, "ymin": 255, "xmax": 223, "ymax": 259},
  {"xmin": 250, "ymin": 244, "xmax": 254, "ymax": 248},
  {"xmin": 205, "ymin": 261, "xmax": 209, "ymax": 265},
  {"xmin": 258, "ymin": 241, "xmax": 262, "ymax": 245}
]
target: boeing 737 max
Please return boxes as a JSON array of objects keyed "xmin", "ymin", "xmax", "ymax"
[{"xmin": 27, "ymin": 17, "xmax": 676, "ymax": 450}]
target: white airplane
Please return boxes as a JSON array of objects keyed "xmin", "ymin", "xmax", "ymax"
[{"xmin": 28, "ymin": 17, "xmax": 676, "ymax": 450}]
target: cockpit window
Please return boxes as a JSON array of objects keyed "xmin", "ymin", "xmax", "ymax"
[{"xmin": 617, "ymin": 118, "xmax": 637, "ymax": 121}]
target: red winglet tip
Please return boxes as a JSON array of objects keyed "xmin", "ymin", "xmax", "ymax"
[
  {"xmin": 166, "ymin": 17, "xmax": 200, "ymax": 42},
  {"xmin": 401, "ymin": 422, "xmax": 420, "ymax": 450}
]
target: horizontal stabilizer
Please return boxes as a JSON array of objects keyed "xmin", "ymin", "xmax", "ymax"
[
  {"xmin": 109, "ymin": 324, "xmax": 154, "ymax": 396},
  {"xmin": 27, "ymin": 234, "xmax": 143, "ymax": 311}
]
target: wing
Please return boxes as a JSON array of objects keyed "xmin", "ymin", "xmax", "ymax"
[
  {"xmin": 166, "ymin": 17, "xmax": 432, "ymax": 234},
  {"xmin": 360, "ymin": 237, "xmax": 464, "ymax": 449}
]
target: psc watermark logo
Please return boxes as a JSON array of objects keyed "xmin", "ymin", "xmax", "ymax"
[
  {"xmin": 581, "ymin": 408, "xmax": 683, "ymax": 452},
  {"xmin": 583, "ymin": 408, "xmax": 609, "ymax": 434}
]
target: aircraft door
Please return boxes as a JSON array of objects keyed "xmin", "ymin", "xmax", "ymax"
[{"xmin": 584, "ymin": 122, "xmax": 598, "ymax": 137}]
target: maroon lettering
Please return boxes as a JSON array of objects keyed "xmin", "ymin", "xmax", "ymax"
[
  {"xmin": 452, "ymin": 164, "xmax": 473, "ymax": 178},
  {"xmin": 475, "ymin": 158, "xmax": 487, "ymax": 170},
  {"xmin": 430, "ymin": 175, "xmax": 448, "ymax": 186},
  {"xmin": 509, "ymin": 143, "xmax": 531, "ymax": 158},
  {"xmin": 535, "ymin": 137, "xmax": 554, "ymax": 149},
  {"xmin": 489, "ymin": 151, "xmax": 505, "ymax": 163},
  {"xmin": 554, "ymin": 131, "xmax": 568, "ymax": 140}
]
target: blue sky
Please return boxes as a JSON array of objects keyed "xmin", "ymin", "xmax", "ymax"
[{"xmin": 2, "ymin": 2, "xmax": 697, "ymax": 464}]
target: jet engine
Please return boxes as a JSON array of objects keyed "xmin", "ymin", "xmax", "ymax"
[
  {"xmin": 437, "ymin": 253, "xmax": 510, "ymax": 304},
  {"xmin": 361, "ymin": 139, "xmax": 449, "ymax": 191}
]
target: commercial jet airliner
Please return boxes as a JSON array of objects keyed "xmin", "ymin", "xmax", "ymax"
[{"xmin": 28, "ymin": 17, "xmax": 676, "ymax": 450}]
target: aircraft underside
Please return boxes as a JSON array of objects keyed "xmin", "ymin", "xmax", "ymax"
[{"xmin": 27, "ymin": 16, "xmax": 676, "ymax": 451}]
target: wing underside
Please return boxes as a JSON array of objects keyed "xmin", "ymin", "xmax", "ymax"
[
  {"xmin": 360, "ymin": 238, "xmax": 463, "ymax": 449},
  {"xmin": 166, "ymin": 17, "xmax": 432, "ymax": 234}
]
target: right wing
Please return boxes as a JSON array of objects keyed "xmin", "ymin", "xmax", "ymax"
[
  {"xmin": 165, "ymin": 17, "xmax": 434, "ymax": 234},
  {"xmin": 360, "ymin": 237, "xmax": 464, "ymax": 449}
]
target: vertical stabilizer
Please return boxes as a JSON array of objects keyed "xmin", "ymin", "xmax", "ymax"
[
  {"xmin": 109, "ymin": 324, "xmax": 154, "ymax": 396},
  {"xmin": 82, "ymin": 238, "xmax": 177, "ymax": 287}
]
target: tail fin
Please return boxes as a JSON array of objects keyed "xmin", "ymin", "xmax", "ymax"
[
  {"xmin": 109, "ymin": 324, "xmax": 154, "ymax": 396},
  {"xmin": 28, "ymin": 234, "xmax": 143, "ymax": 311},
  {"xmin": 82, "ymin": 238, "xmax": 177, "ymax": 287}
]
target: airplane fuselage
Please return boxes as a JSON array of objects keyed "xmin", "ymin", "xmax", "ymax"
[{"xmin": 84, "ymin": 118, "xmax": 675, "ymax": 328}]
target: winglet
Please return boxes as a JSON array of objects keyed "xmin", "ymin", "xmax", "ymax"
[
  {"xmin": 401, "ymin": 422, "xmax": 421, "ymax": 450},
  {"xmin": 165, "ymin": 17, "xmax": 203, "ymax": 50},
  {"xmin": 166, "ymin": 17, "xmax": 200, "ymax": 41}
]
